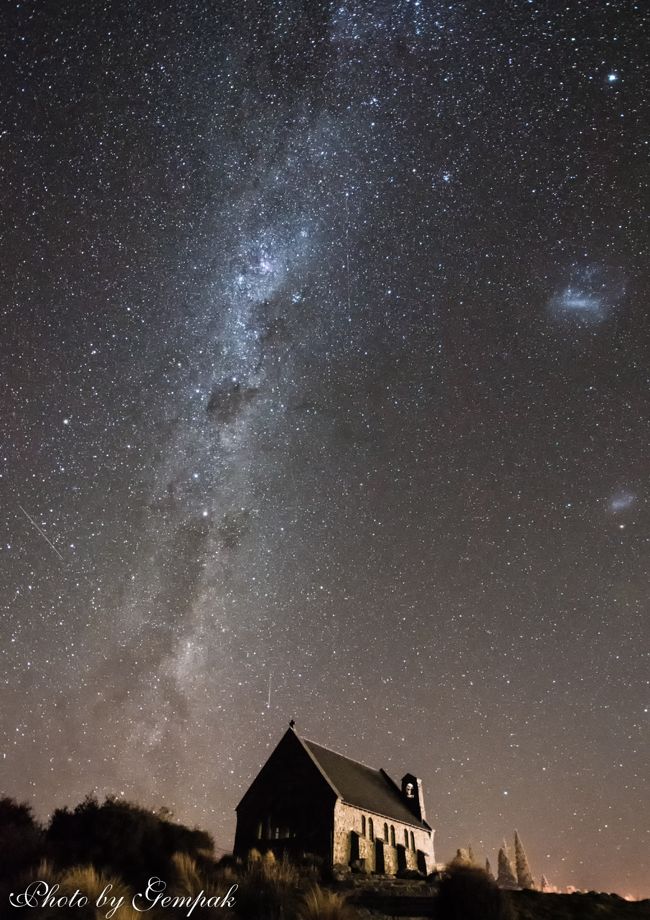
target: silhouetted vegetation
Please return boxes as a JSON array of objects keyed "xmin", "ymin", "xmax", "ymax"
[
  {"xmin": 508, "ymin": 889, "xmax": 650, "ymax": 920},
  {"xmin": 436, "ymin": 865, "xmax": 512, "ymax": 920},
  {"xmin": 45, "ymin": 795, "xmax": 214, "ymax": 889},
  {"xmin": 2, "ymin": 794, "xmax": 650, "ymax": 919},
  {"xmin": 0, "ymin": 797, "xmax": 45, "ymax": 883},
  {"xmin": 514, "ymin": 831, "xmax": 535, "ymax": 890},
  {"xmin": 235, "ymin": 850, "xmax": 300, "ymax": 920},
  {"xmin": 498, "ymin": 840, "xmax": 519, "ymax": 890},
  {"xmin": 296, "ymin": 885, "xmax": 356, "ymax": 920}
]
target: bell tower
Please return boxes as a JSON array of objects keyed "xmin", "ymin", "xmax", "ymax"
[{"xmin": 401, "ymin": 773, "xmax": 426, "ymax": 823}]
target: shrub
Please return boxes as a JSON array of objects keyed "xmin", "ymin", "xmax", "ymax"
[
  {"xmin": 0, "ymin": 796, "xmax": 44, "ymax": 883},
  {"xmin": 46, "ymin": 796, "xmax": 213, "ymax": 889},
  {"xmin": 436, "ymin": 865, "xmax": 512, "ymax": 920}
]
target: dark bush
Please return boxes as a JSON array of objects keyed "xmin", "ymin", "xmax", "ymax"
[
  {"xmin": 45, "ymin": 795, "xmax": 214, "ymax": 889},
  {"xmin": 0, "ymin": 796, "xmax": 44, "ymax": 883},
  {"xmin": 436, "ymin": 865, "xmax": 512, "ymax": 920}
]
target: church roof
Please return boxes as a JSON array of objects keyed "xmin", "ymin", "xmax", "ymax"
[{"xmin": 299, "ymin": 736, "xmax": 430, "ymax": 830}]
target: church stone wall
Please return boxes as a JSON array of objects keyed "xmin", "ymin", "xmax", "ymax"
[
  {"xmin": 333, "ymin": 801, "xmax": 365, "ymax": 865},
  {"xmin": 333, "ymin": 800, "xmax": 435, "ymax": 874}
]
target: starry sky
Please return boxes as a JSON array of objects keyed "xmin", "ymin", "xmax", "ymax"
[{"xmin": 1, "ymin": 0, "xmax": 649, "ymax": 898}]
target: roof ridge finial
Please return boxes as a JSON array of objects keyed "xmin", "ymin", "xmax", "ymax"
[{"xmin": 289, "ymin": 719, "xmax": 296, "ymax": 729}]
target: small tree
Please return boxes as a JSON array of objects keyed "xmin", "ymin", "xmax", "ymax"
[
  {"xmin": 496, "ymin": 842, "xmax": 517, "ymax": 889},
  {"xmin": 514, "ymin": 830, "xmax": 535, "ymax": 889}
]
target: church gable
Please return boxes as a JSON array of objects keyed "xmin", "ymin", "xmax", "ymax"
[
  {"xmin": 233, "ymin": 728, "xmax": 337, "ymax": 860},
  {"xmin": 235, "ymin": 728, "xmax": 335, "ymax": 813}
]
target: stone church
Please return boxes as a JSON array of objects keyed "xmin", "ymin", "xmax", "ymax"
[{"xmin": 234, "ymin": 724, "xmax": 435, "ymax": 875}]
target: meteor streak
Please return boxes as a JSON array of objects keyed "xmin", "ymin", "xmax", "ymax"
[{"xmin": 18, "ymin": 505, "xmax": 64, "ymax": 561}]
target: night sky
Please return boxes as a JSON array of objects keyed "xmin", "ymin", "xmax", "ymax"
[{"xmin": 2, "ymin": 0, "xmax": 649, "ymax": 898}]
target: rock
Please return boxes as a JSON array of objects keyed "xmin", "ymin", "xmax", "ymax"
[
  {"xmin": 332, "ymin": 863, "xmax": 351, "ymax": 881},
  {"xmin": 396, "ymin": 868, "xmax": 425, "ymax": 880}
]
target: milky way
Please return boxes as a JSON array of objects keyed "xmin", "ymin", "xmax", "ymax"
[{"xmin": 2, "ymin": 0, "xmax": 649, "ymax": 897}]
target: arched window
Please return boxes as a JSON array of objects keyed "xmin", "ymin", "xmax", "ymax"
[
  {"xmin": 361, "ymin": 815, "xmax": 366, "ymax": 836},
  {"xmin": 384, "ymin": 823, "xmax": 389, "ymax": 841},
  {"xmin": 390, "ymin": 826, "xmax": 396, "ymax": 846},
  {"xmin": 404, "ymin": 829, "xmax": 409, "ymax": 847},
  {"xmin": 369, "ymin": 818, "xmax": 374, "ymax": 842},
  {"xmin": 410, "ymin": 831, "xmax": 415, "ymax": 851}
]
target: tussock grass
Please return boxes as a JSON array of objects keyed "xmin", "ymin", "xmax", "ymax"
[
  {"xmin": 169, "ymin": 851, "xmax": 235, "ymax": 916},
  {"xmin": 172, "ymin": 851, "xmax": 205, "ymax": 896},
  {"xmin": 236, "ymin": 852, "xmax": 300, "ymax": 920},
  {"xmin": 18, "ymin": 863, "xmax": 144, "ymax": 920},
  {"xmin": 296, "ymin": 884, "xmax": 357, "ymax": 920}
]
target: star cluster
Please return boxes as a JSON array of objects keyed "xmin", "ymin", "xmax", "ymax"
[{"xmin": 1, "ymin": 0, "xmax": 648, "ymax": 897}]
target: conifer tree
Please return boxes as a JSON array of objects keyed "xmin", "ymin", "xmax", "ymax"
[
  {"xmin": 496, "ymin": 842, "xmax": 517, "ymax": 889},
  {"xmin": 450, "ymin": 847, "xmax": 472, "ymax": 867},
  {"xmin": 514, "ymin": 830, "xmax": 535, "ymax": 889},
  {"xmin": 485, "ymin": 858, "xmax": 494, "ymax": 879}
]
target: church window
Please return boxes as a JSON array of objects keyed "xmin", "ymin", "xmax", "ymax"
[
  {"xmin": 384, "ymin": 823, "xmax": 388, "ymax": 841},
  {"xmin": 404, "ymin": 829, "xmax": 409, "ymax": 847},
  {"xmin": 369, "ymin": 818, "xmax": 374, "ymax": 841},
  {"xmin": 410, "ymin": 831, "xmax": 415, "ymax": 850},
  {"xmin": 390, "ymin": 826, "xmax": 396, "ymax": 846},
  {"xmin": 361, "ymin": 815, "xmax": 366, "ymax": 836}
]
